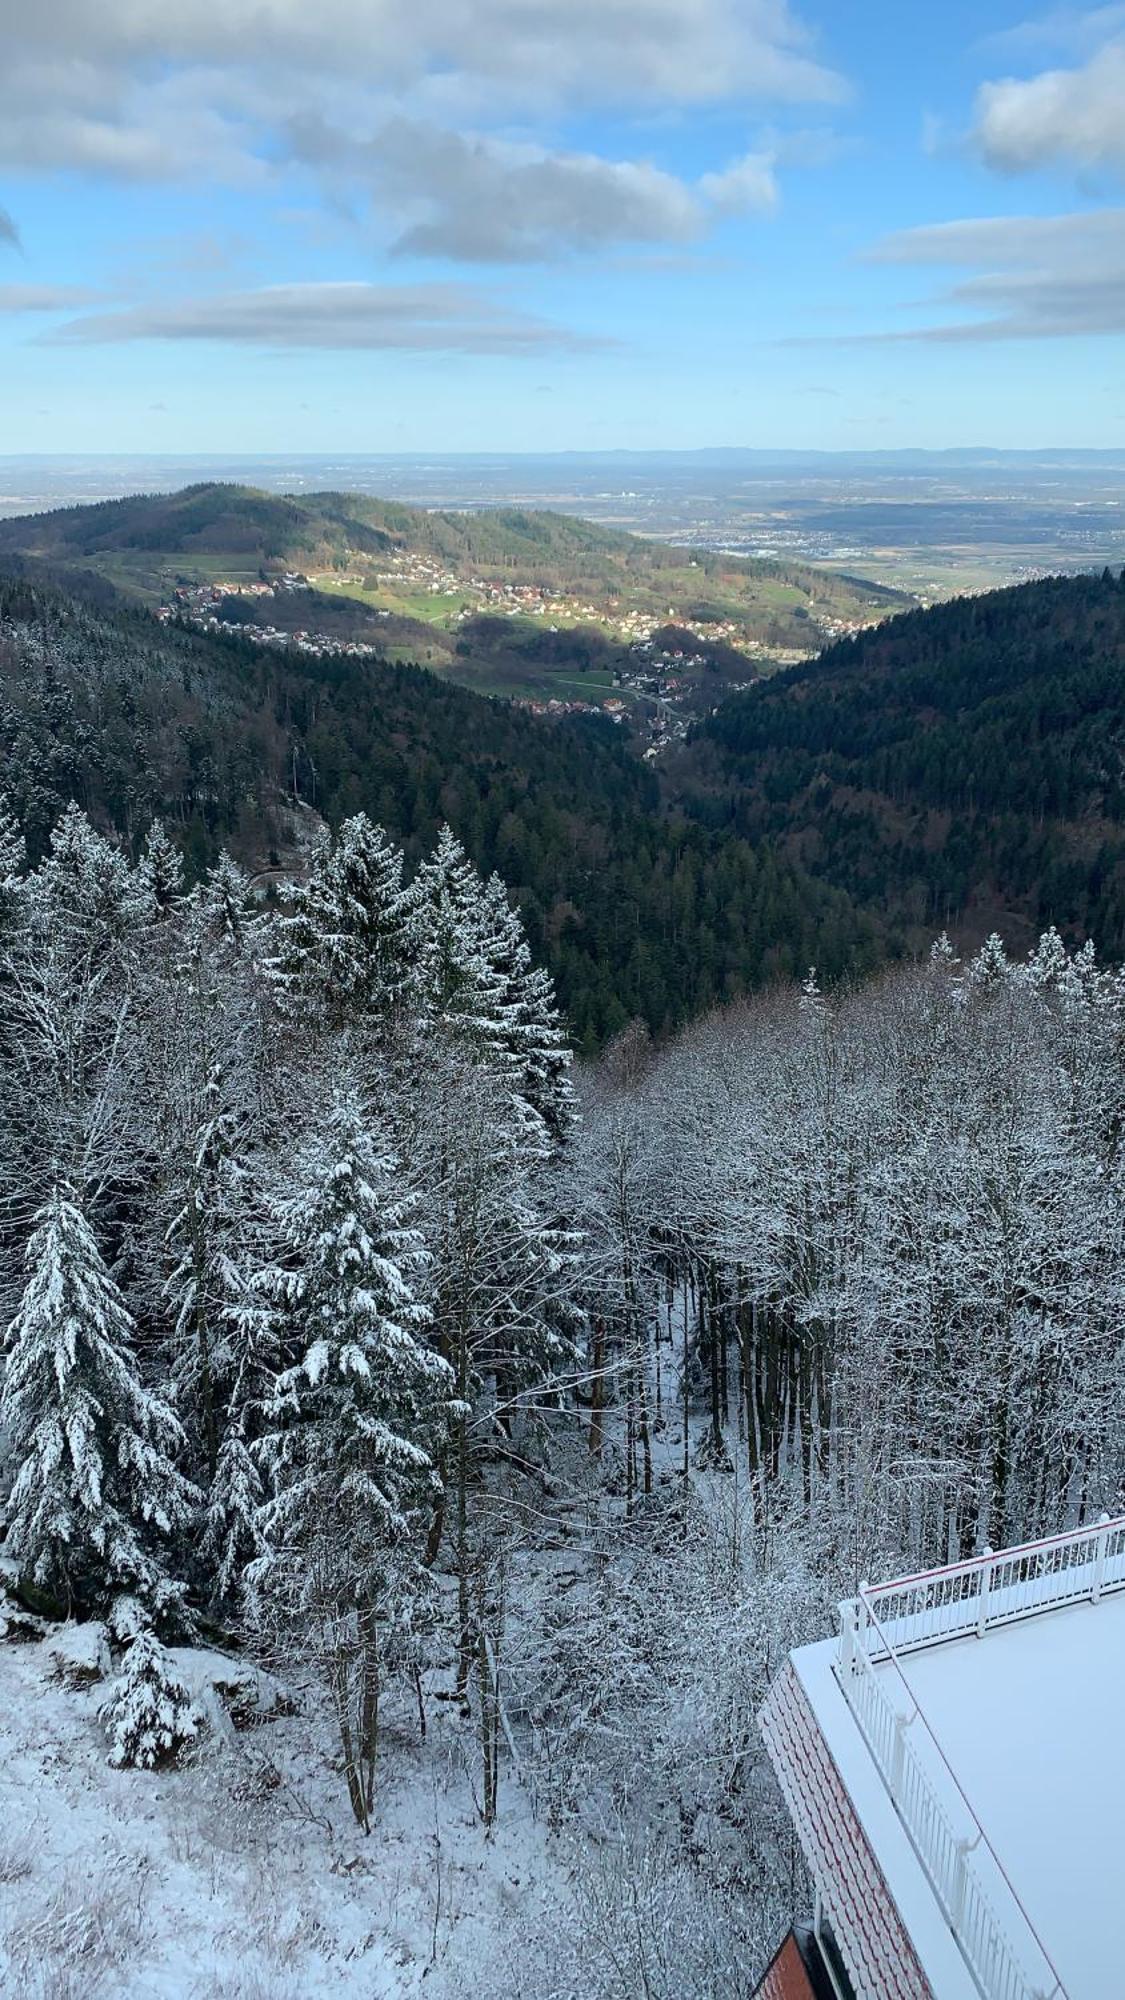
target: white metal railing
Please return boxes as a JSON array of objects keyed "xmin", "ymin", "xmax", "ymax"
[
  {"xmin": 849, "ymin": 1513, "xmax": 1125, "ymax": 1660},
  {"xmin": 831, "ymin": 1515, "xmax": 1125, "ymax": 2000}
]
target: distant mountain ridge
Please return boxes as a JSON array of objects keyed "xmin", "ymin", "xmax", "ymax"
[
  {"xmin": 0, "ymin": 479, "xmax": 902, "ymax": 599},
  {"xmin": 0, "ymin": 483, "xmax": 637, "ymax": 572}
]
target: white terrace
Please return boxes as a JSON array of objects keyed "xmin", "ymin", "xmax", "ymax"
[{"xmin": 765, "ymin": 1516, "xmax": 1125, "ymax": 2000}]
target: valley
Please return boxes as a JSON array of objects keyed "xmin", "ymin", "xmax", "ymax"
[{"xmin": 0, "ymin": 481, "xmax": 907, "ymax": 738}]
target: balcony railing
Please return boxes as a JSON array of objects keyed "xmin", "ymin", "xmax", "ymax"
[
  {"xmin": 833, "ymin": 1515, "xmax": 1125, "ymax": 2000},
  {"xmin": 848, "ymin": 1514, "xmax": 1125, "ymax": 1660}
]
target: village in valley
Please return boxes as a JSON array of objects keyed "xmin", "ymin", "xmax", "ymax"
[{"xmin": 155, "ymin": 537, "xmax": 882, "ymax": 753}]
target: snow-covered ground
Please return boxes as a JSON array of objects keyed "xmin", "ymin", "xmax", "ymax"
[{"xmin": 0, "ymin": 1619, "xmax": 561, "ymax": 2000}]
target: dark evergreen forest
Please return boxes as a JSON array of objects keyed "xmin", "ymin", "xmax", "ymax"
[
  {"xmin": 5, "ymin": 561, "xmax": 1125, "ymax": 1043},
  {"xmin": 685, "ymin": 567, "xmax": 1125, "ymax": 954},
  {"xmin": 0, "ymin": 566, "xmax": 873, "ymax": 1048}
]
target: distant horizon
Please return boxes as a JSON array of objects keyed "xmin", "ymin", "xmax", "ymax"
[{"xmin": 3, "ymin": 444, "xmax": 1125, "ymax": 466}]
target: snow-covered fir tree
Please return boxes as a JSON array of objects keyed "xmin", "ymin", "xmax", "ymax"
[
  {"xmin": 1, "ymin": 1185, "xmax": 197, "ymax": 1619},
  {"xmin": 248, "ymin": 1090, "xmax": 456, "ymax": 1829},
  {"xmin": 479, "ymin": 871, "xmax": 573, "ymax": 1141},
  {"xmin": 272, "ymin": 813, "xmax": 418, "ymax": 1031},
  {"xmin": 135, "ymin": 818, "xmax": 186, "ymax": 920},
  {"xmin": 99, "ymin": 1624, "xmax": 199, "ymax": 1769},
  {"xmin": 414, "ymin": 827, "xmax": 520, "ymax": 1067}
]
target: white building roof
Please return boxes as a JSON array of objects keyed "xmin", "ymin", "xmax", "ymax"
[
  {"xmin": 767, "ymin": 1517, "xmax": 1125, "ymax": 2000},
  {"xmin": 885, "ymin": 1591, "xmax": 1125, "ymax": 1998}
]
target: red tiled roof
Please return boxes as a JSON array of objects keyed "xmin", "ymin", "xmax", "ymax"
[
  {"xmin": 760, "ymin": 1659, "xmax": 933, "ymax": 2000},
  {"xmin": 753, "ymin": 1931, "xmax": 824, "ymax": 2000}
]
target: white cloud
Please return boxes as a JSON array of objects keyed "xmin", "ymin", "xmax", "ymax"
[
  {"xmin": 44, "ymin": 279, "xmax": 605, "ymax": 352},
  {"xmin": 862, "ymin": 208, "xmax": 1125, "ymax": 339},
  {"xmin": 0, "ymin": 283, "xmax": 100, "ymax": 311},
  {"xmin": 698, "ymin": 150, "xmax": 779, "ymax": 215},
  {"xmin": 0, "ymin": 2, "xmax": 844, "ymax": 275},
  {"xmin": 973, "ymin": 37, "xmax": 1125, "ymax": 171},
  {"xmin": 0, "ymin": 0, "xmax": 844, "ymax": 191},
  {"xmin": 979, "ymin": 5, "xmax": 1125, "ymax": 58},
  {"xmin": 288, "ymin": 118, "xmax": 778, "ymax": 260},
  {"xmin": 0, "ymin": 0, "xmax": 844, "ymax": 117}
]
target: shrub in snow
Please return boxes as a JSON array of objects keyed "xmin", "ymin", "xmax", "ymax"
[{"xmin": 99, "ymin": 1629, "xmax": 200, "ymax": 1769}]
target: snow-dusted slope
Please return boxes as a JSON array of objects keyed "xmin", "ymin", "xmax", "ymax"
[{"xmin": 0, "ymin": 1626, "xmax": 555, "ymax": 1999}]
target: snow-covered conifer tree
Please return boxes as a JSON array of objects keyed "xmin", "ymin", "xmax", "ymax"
[
  {"xmin": 249, "ymin": 1092, "xmax": 455, "ymax": 1829},
  {"xmin": 128, "ymin": 840, "xmax": 270, "ymax": 1511},
  {"xmin": 31, "ymin": 802, "xmax": 150, "ymax": 942},
  {"xmin": 193, "ymin": 850, "xmax": 263, "ymax": 957},
  {"xmin": 1, "ymin": 807, "xmax": 151, "ymax": 1219},
  {"xmin": 136, "ymin": 819, "xmax": 186, "ymax": 919},
  {"xmin": 273, "ymin": 814, "xmax": 417, "ymax": 1030},
  {"xmin": 967, "ymin": 931, "xmax": 1010, "ymax": 991},
  {"xmin": 0, "ymin": 798, "xmax": 25, "ymax": 939},
  {"xmin": 99, "ymin": 1627, "xmax": 199, "ymax": 1768},
  {"xmin": 1, "ymin": 1186, "xmax": 197, "ymax": 1619},
  {"xmin": 479, "ymin": 872, "xmax": 573, "ymax": 1140},
  {"xmin": 414, "ymin": 827, "xmax": 517, "ymax": 1065}
]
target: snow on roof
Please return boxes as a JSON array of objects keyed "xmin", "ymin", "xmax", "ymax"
[
  {"xmin": 768, "ymin": 1519, "xmax": 1125, "ymax": 2000},
  {"xmin": 873, "ymin": 1589, "xmax": 1125, "ymax": 2000}
]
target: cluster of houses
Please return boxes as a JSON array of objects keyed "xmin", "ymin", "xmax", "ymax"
[{"xmin": 155, "ymin": 580, "xmax": 389, "ymax": 663}]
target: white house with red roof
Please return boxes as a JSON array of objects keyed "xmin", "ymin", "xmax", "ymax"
[{"xmin": 754, "ymin": 1516, "xmax": 1125, "ymax": 2000}]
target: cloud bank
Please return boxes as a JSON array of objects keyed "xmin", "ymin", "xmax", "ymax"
[
  {"xmin": 288, "ymin": 118, "xmax": 779, "ymax": 261},
  {"xmin": 0, "ymin": 0, "xmax": 842, "ymax": 199},
  {"xmin": 865, "ymin": 208, "xmax": 1125, "ymax": 340},
  {"xmin": 45, "ymin": 280, "xmax": 606, "ymax": 353}
]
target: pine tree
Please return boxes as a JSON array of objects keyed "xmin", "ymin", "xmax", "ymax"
[
  {"xmin": 193, "ymin": 851, "xmax": 263, "ymax": 958},
  {"xmin": 480, "ymin": 873, "xmax": 573, "ymax": 1140},
  {"xmin": 1, "ymin": 807, "xmax": 151, "ymax": 1215},
  {"xmin": 31, "ymin": 803, "xmax": 149, "ymax": 945},
  {"xmin": 99, "ymin": 1628, "xmax": 199, "ymax": 1769},
  {"xmin": 967, "ymin": 932, "xmax": 1010, "ymax": 991},
  {"xmin": 0, "ymin": 799, "xmax": 25, "ymax": 941},
  {"xmin": 273, "ymin": 814, "xmax": 417, "ymax": 1030},
  {"xmin": 414, "ymin": 827, "xmax": 517, "ymax": 1062},
  {"xmin": 1, "ymin": 1187, "xmax": 197, "ymax": 1619},
  {"xmin": 248, "ymin": 1093, "xmax": 455, "ymax": 1830},
  {"xmin": 197, "ymin": 1282, "xmax": 277, "ymax": 1607},
  {"xmin": 131, "ymin": 842, "xmax": 269, "ymax": 1506},
  {"xmin": 137, "ymin": 820, "xmax": 186, "ymax": 919}
]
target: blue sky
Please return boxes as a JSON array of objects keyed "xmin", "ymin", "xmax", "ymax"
[{"xmin": 1, "ymin": 0, "xmax": 1123, "ymax": 452}]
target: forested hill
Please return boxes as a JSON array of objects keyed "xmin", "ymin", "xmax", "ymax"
[
  {"xmin": 0, "ymin": 565, "xmax": 874, "ymax": 1047},
  {"xmin": 0, "ymin": 481, "xmax": 895, "ymax": 606},
  {"xmin": 0, "ymin": 483, "xmax": 903, "ymax": 669},
  {"xmin": 682, "ymin": 567, "xmax": 1125, "ymax": 956},
  {"xmin": 0, "ymin": 484, "xmax": 638, "ymax": 571}
]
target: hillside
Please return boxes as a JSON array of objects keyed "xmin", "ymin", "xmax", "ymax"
[
  {"xmin": 679, "ymin": 567, "xmax": 1125, "ymax": 956},
  {"xmin": 0, "ymin": 562, "xmax": 875, "ymax": 1045},
  {"xmin": 0, "ymin": 484, "xmax": 907, "ymax": 708}
]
